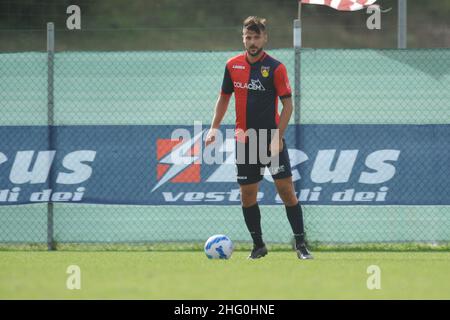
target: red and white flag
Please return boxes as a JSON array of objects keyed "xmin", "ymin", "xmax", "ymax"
[{"xmin": 300, "ymin": 0, "xmax": 377, "ymax": 11}]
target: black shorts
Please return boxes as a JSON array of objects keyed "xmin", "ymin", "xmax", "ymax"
[{"xmin": 235, "ymin": 138, "xmax": 293, "ymax": 185}]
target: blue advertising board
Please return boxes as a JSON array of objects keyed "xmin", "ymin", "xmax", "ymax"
[{"xmin": 0, "ymin": 124, "xmax": 449, "ymax": 205}]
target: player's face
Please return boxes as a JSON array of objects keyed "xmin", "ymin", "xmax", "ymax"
[{"xmin": 243, "ymin": 29, "xmax": 267, "ymax": 57}]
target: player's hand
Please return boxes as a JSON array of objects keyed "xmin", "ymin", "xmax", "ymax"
[
  {"xmin": 269, "ymin": 137, "xmax": 283, "ymax": 156},
  {"xmin": 205, "ymin": 128, "xmax": 217, "ymax": 147}
]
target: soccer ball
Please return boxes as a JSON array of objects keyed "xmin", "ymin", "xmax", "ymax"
[{"xmin": 204, "ymin": 234, "xmax": 234, "ymax": 259}]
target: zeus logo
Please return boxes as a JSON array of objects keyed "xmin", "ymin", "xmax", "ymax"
[
  {"xmin": 234, "ymin": 79, "xmax": 265, "ymax": 91},
  {"xmin": 151, "ymin": 130, "xmax": 204, "ymax": 192}
]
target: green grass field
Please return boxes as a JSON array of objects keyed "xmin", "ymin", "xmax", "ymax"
[{"xmin": 1, "ymin": 251, "xmax": 449, "ymax": 299}]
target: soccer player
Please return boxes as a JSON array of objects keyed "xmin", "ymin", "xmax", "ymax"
[{"xmin": 205, "ymin": 16, "xmax": 313, "ymax": 260}]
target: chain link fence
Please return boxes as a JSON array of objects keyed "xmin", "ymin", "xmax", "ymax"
[{"xmin": 0, "ymin": 27, "xmax": 449, "ymax": 250}]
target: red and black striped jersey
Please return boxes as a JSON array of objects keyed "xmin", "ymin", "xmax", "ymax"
[{"xmin": 221, "ymin": 51, "xmax": 292, "ymax": 142}]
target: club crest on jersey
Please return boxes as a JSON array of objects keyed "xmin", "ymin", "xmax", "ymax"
[{"xmin": 261, "ymin": 66, "xmax": 270, "ymax": 78}]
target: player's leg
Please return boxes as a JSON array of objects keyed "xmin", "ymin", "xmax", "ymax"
[
  {"xmin": 273, "ymin": 176, "xmax": 305, "ymax": 241},
  {"xmin": 273, "ymin": 177, "xmax": 313, "ymax": 259},
  {"xmin": 240, "ymin": 182, "xmax": 263, "ymax": 243},
  {"xmin": 236, "ymin": 137, "xmax": 268, "ymax": 259},
  {"xmin": 237, "ymin": 165, "xmax": 268, "ymax": 258},
  {"xmin": 239, "ymin": 181, "xmax": 268, "ymax": 259},
  {"xmin": 270, "ymin": 140, "xmax": 313, "ymax": 260},
  {"xmin": 273, "ymin": 176, "xmax": 305, "ymax": 243}
]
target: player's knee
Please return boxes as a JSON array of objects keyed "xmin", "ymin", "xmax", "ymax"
[
  {"xmin": 242, "ymin": 199, "xmax": 258, "ymax": 207},
  {"xmin": 240, "ymin": 189, "xmax": 257, "ymax": 207},
  {"xmin": 241, "ymin": 194, "xmax": 257, "ymax": 207},
  {"xmin": 282, "ymin": 196, "xmax": 298, "ymax": 207},
  {"xmin": 277, "ymin": 188, "xmax": 297, "ymax": 206}
]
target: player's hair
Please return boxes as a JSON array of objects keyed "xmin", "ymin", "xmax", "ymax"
[{"xmin": 243, "ymin": 16, "xmax": 267, "ymax": 34}]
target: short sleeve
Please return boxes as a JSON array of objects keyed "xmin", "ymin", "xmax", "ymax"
[
  {"xmin": 220, "ymin": 65, "xmax": 234, "ymax": 96},
  {"xmin": 274, "ymin": 64, "xmax": 292, "ymax": 99}
]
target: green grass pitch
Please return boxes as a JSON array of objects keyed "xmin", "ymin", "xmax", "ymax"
[{"xmin": 1, "ymin": 251, "xmax": 449, "ymax": 299}]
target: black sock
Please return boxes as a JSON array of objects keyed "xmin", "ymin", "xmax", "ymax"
[
  {"xmin": 242, "ymin": 203, "xmax": 264, "ymax": 248},
  {"xmin": 285, "ymin": 202, "xmax": 306, "ymax": 245}
]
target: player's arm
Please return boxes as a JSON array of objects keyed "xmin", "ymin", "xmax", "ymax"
[
  {"xmin": 206, "ymin": 65, "xmax": 234, "ymax": 147},
  {"xmin": 270, "ymin": 96, "xmax": 292, "ymax": 154},
  {"xmin": 205, "ymin": 94, "xmax": 231, "ymax": 146},
  {"xmin": 277, "ymin": 96, "xmax": 293, "ymax": 139},
  {"xmin": 270, "ymin": 63, "xmax": 293, "ymax": 154}
]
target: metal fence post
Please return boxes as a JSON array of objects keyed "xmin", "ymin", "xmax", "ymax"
[
  {"xmin": 294, "ymin": 4, "xmax": 302, "ymax": 208},
  {"xmin": 294, "ymin": 19, "xmax": 301, "ymax": 126},
  {"xmin": 398, "ymin": 0, "xmax": 407, "ymax": 48},
  {"xmin": 47, "ymin": 22, "xmax": 56, "ymax": 251}
]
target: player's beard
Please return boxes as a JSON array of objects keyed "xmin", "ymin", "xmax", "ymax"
[{"xmin": 247, "ymin": 46, "xmax": 263, "ymax": 57}]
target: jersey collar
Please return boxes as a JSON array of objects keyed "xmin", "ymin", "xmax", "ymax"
[{"xmin": 245, "ymin": 50, "xmax": 267, "ymax": 65}]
